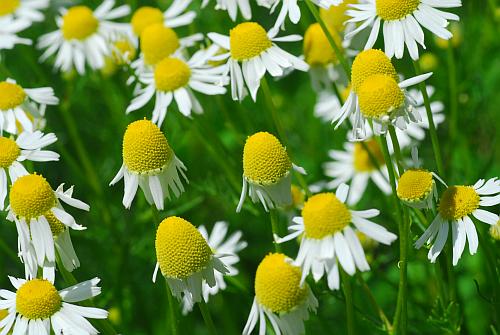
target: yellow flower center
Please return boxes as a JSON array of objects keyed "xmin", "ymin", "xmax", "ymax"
[
  {"xmin": 0, "ymin": 81, "xmax": 26, "ymax": 110},
  {"xmin": 131, "ymin": 6, "xmax": 163, "ymax": 36},
  {"xmin": 291, "ymin": 184, "xmax": 305, "ymax": 208},
  {"xmin": 155, "ymin": 216, "xmax": 213, "ymax": 279},
  {"xmin": 122, "ymin": 119, "xmax": 173, "ymax": 174},
  {"xmin": 0, "ymin": 137, "xmax": 20, "ymax": 168},
  {"xmin": 376, "ymin": 0, "xmax": 420, "ymax": 21},
  {"xmin": 230, "ymin": 22, "xmax": 272, "ymax": 61},
  {"xmin": 112, "ymin": 39, "xmax": 137, "ymax": 65},
  {"xmin": 489, "ymin": 220, "xmax": 500, "ymax": 241},
  {"xmin": 302, "ymin": 193, "xmax": 352, "ymax": 239},
  {"xmin": 320, "ymin": 0, "xmax": 357, "ymax": 32},
  {"xmin": 0, "ymin": 0, "xmax": 19, "ymax": 15},
  {"xmin": 62, "ymin": 6, "xmax": 99, "ymax": 40},
  {"xmin": 303, "ymin": 23, "xmax": 341, "ymax": 66},
  {"xmin": 353, "ymin": 139, "xmax": 385, "ymax": 172},
  {"xmin": 439, "ymin": 186, "xmax": 480, "ymax": 221},
  {"xmin": 154, "ymin": 58, "xmax": 191, "ymax": 92},
  {"xmin": 44, "ymin": 210, "xmax": 66, "ymax": 237},
  {"xmin": 10, "ymin": 174, "xmax": 56, "ymax": 220},
  {"xmin": 243, "ymin": 132, "xmax": 292, "ymax": 185},
  {"xmin": 358, "ymin": 74, "xmax": 404, "ymax": 119},
  {"xmin": 255, "ymin": 253, "xmax": 307, "ymax": 313},
  {"xmin": 351, "ymin": 49, "xmax": 398, "ymax": 93},
  {"xmin": 140, "ymin": 23, "xmax": 180, "ymax": 66},
  {"xmin": 0, "ymin": 308, "xmax": 7, "ymax": 322},
  {"xmin": 16, "ymin": 279, "xmax": 62, "ymax": 320},
  {"xmin": 397, "ymin": 169, "xmax": 434, "ymax": 202}
]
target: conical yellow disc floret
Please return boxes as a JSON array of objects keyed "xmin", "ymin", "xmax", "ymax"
[
  {"xmin": 131, "ymin": 6, "xmax": 163, "ymax": 36},
  {"xmin": 358, "ymin": 74, "xmax": 404, "ymax": 119},
  {"xmin": 397, "ymin": 169, "xmax": 434, "ymax": 202},
  {"xmin": 230, "ymin": 22, "xmax": 272, "ymax": 61},
  {"xmin": 255, "ymin": 253, "xmax": 307, "ymax": 313},
  {"xmin": 304, "ymin": 23, "xmax": 341, "ymax": 66},
  {"xmin": 243, "ymin": 132, "xmax": 292, "ymax": 185},
  {"xmin": 16, "ymin": 279, "xmax": 62, "ymax": 320},
  {"xmin": 351, "ymin": 49, "xmax": 398, "ymax": 93},
  {"xmin": 439, "ymin": 186, "xmax": 480, "ymax": 221},
  {"xmin": 62, "ymin": 6, "xmax": 99, "ymax": 40},
  {"xmin": 44, "ymin": 210, "xmax": 66, "ymax": 236},
  {"xmin": 122, "ymin": 119, "xmax": 173, "ymax": 174},
  {"xmin": 302, "ymin": 193, "xmax": 352, "ymax": 239},
  {"xmin": 140, "ymin": 23, "xmax": 180, "ymax": 65},
  {"xmin": 155, "ymin": 216, "xmax": 212, "ymax": 279},
  {"xmin": 353, "ymin": 139, "xmax": 385, "ymax": 172},
  {"xmin": 10, "ymin": 174, "xmax": 56, "ymax": 220},
  {"xmin": 320, "ymin": 0, "xmax": 357, "ymax": 32},
  {"xmin": 377, "ymin": 0, "xmax": 420, "ymax": 21},
  {"xmin": 154, "ymin": 58, "xmax": 191, "ymax": 92},
  {"xmin": 0, "ymin": 0, "xmax": 19, "ymax": 15},
  {"xmin": 0, "ymin": 81, "xmax": 26, "ymax": 110},
  {"xmin": 0, "ymin": 137, "xmax": 20, "ymax": 168}
]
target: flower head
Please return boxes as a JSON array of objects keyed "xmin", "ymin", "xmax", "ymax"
[{"xmin": 397, "ymin": 168, "xmax": 437, "ymax": 208}]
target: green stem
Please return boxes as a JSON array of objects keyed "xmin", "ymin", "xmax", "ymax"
[
  {"xmin": 270, "ymin": 209, "xmax": 282, "ymax": 253},
  {"xmin": 341, "ymin": 269, "xmax": 356, "ymax": 335},
  {"xmin": 304, "ymin": 0, "xmax": 351, "ymax": 77},
  {"xmin": 388, "ymin": 126, "xmax": 403, "ymax": 176},
  {"xmin": 151, "ymin": 205, "xmax": 160, "ymax": 226},
  {"xmin": 166, "ymin": 282, "xmax": 178, "ymax": 335},
  {"xmin": 445, "ymin": 239, "xmax": 457, "ymax": 302},
  {"xmin": 198, "ymin": 300, "xmax": 218, "ymax": 335},
  {"xmin": 412, "ymin": 61, "xmax": 445, "ymax": 176},
  {"xmin": 447, "ymin": 41, "xmax": 458, "ymax": 147},
  {"xmin": 357, "ymin": 275, "xmax": 393, "ymax": 332}
]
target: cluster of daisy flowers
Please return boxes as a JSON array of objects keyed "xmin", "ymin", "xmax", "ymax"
[{"xmin": 1, "ymin": 0, "xmax": 498, "ymax": 334}]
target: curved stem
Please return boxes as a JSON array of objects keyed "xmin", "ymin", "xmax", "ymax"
[
  {"xmin": 341, "ymin": 269, "xmax": 356, "ymax": 335},
  {"xmin": 357, "ymin": 275, "xmax": 393, "ymax": 332},
  {"xmin": 198, "ymin": 300, "xmax": 218, "ymax": 335},
  {"xmin": 270, "ymin": 209, "xmax": 282, "ymax": 253}
]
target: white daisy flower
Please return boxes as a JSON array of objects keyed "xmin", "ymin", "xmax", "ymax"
[
  {"xmin": 6, "ymin": 174, "xmax": 89, "ymax": 280},
  {"xmin": 153, "ymin": 216, "xmax": 230, "ymax": 304},
  {"xmin": 415, "ymin": 177, "xmax": 500, "ymax": 265},
  {"xmin": 0, "ymin": 131, "xmax": 59, "ymax": 209},
  {"xmin": 110, "ymin": 119, "xmax": 188, "ymax": 210},
  {"xmin": 0, "ymin": 275, "xmax": 108, "ymax": 335},
  {"xmin": 0, "ymin": 0, "xmax": 49, "ymax": 24},
  {"xmin": 0, "ymin": 78, "xmax": 58, "ymax": 135},
  {"xmin": 333, "ymin": 49, "xmax": 432, "ymax": 140},
  {"xmin": 208, "ymin": 22, "xmax": 309, "ymax": 101},
  {"xmin": 202, "ymin": 0, "xmax": 252, "ymax": 21},
  {"xmin": 181, "ymin": 221, "xmax": 247, "ymax": 314},
  {"xmin": 237, "ymin": 132, "xmax": 306, "ymax": 213},
  {"xmin": 243, "ymin": 253, "xmax": 318, "ymax": 335},
  {"xmin": 322, "ymin": 137, "xmax": 391, "ymax": 205},
  {"xmin": 257, "ymin": 0, "xmax": 342, "ymax": 34},
  {"xmin": 131, "ymin": 1, "xmax": 196, "ymax": 37},
  {"xmin": 37, "ymin": 0, "xmax": 131, "ymax": 74},
  {"xmin": 345, "ymin": 0, "xmax": 462, "ymax": 60},
  {"xmin": 275, "ymin": 184, "xmax": 397, "ymax": 290},
  {"xmin": 126, "ymin": 48, "xmax": 228, "ymax": 127},
  {"xmin": 0, "ymin": 17, "xmax": 31, "ymax": 50}
]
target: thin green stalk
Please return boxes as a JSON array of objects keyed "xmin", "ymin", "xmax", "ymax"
[
  {"xmin": 357, "ymin": 275, "xmax": 393, "ymax": 332},
  {"xmin": 388, "ymin": 126, "xmax": 404, "ymax": 176},
  {"xmin": 341, "ymin": 270, "xmax": 356, "ymax": 335},
  {"xmin": 151, "ymin": 205, "xmax": 160, "ymax": 226},
  {"xmin": 412, "ymin": 61, "xmax": 444, "ymax": 176},
  {"xmin": 270, "ymin": 209, "xmax": 282, "ymax": 253},
  {"xmin": 447, "ymin": 41, "xmax": 458, "ymax": 146},
  {"xmin": 198, "ymin": 300, "xmax": 218, "ymax": 335},
  {"xmin": 166, "ymin": 282, "xmax": 178, "ymax": 335},
  {"xmin": 304, "ymin": 0, "xmax": 350, "ymax": 77},
  {"xmin": 445, "ymin": 240, "xmax": 457, "ymax": 302}
]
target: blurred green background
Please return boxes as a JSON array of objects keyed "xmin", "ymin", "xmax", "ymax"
[{"xmin": 0, "ymin": 0, "xmax": 499, "ymax": 334}]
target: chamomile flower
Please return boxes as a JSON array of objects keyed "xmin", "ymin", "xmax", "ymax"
[
  {"xmin": 397, "ymin": 169, "xmax": 438, "ymax": 209},
  {"xmin": 415, "ymin": 178, "xmax": 500, "ymax": 265},
  {"xmin": 0, "ymin": 17, "xmax": 31, "ymax": 50},
  {"xmin": 131, "ymin": 1, "xmax": 196, "ymax": 37},
  {"xmin": 110, "ymin": 119, "xmax": 188, "ymax": 210},
  {"xmin": 37, "ymin": 0, "xmax": 131, "ymax": 74},
  {"xmin": 202, "ymin": 0, "xmax": 251, "ymax": 21},
  {"xmin": 333, "ymin": 49, "xmax": 432, "ymax": 140},
  {"xmin": 6, "ymin": 175, "xmax": 88, "ymax": 276},
  {"xmin": 126, "ymin": 49, "xmax": 228, "ymax": 126},
  {"xmin": 0, "ymin": 275, "xmax": 108, "ymax": 335},
  {"xmin": 0, "ymin": 0, "xmax": 49, "ymax": 24},
  {"xmin": 320, "ymin": 0, "xmax": 359, "ymax": 33},
  {"xmin": 181, "ymin": 221, "xmax": 247, "ymax": 314},
  {"xmin": 322, "ymin": 138, "xmax": 391, "ymax": 205},
  {"xmin": 0, "ymin": 131, "xmax": 59, "ymax": 209},
  {"xmin": 208, "ymin": 22, "xmax": 309, "ymax": 101},
  {"xmin": 489, "ymin": 219, "xmax": 500, "ymax": 241},
  {"xmin": 276, "ymin": 185, "xmax": 397, "ymax": 290},
  {"xmin": 0, "ymin": 79, "xmax": 58, "ymax": 135},
  {"xmin": 153, "ymin": 216, "xmax": 229, "ymax": 303},
  {"xmin": 237, "ymin": 132, "xmax": 305, "ymax": 212},
  {"xmin": 345, "ymin": 0, "xmax": 462, "ymax": 60},
  {"xmin": 243, "ymin": 253, "xmax": 318, "ymax": 335}
]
